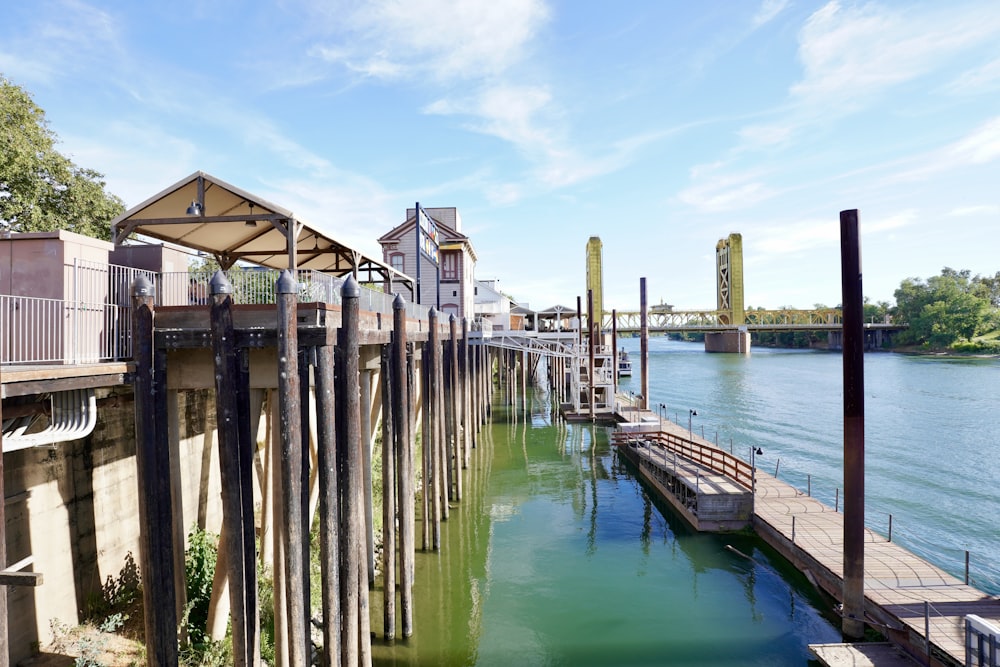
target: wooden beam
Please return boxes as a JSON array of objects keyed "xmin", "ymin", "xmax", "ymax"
[{"xmin": 0, "ymin": 571, "xmax": 43, "ymax": 587}]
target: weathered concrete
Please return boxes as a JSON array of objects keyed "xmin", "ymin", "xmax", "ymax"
[
  {"xmin": 704, "ymin": 329, "xmax": 750, "ymax": 354},
  {"xmin": 3, "ymin": 387, "xmax": 223, "ymax": 665}
]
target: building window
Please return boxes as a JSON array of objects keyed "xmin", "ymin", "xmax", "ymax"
[
  {"xmin": 442, "ymin": 303, "xmax": 459, "ymax": 317},
  {"xmin": 441, "ymin": 251, "xmax": 458, "ymax": 280},
  {"xmin": 389, "ymin": 252, "xmax": 405, "ymax": 273}
]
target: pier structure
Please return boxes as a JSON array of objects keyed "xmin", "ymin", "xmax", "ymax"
[{"xmin": 610, "ymin": 406, "xmax": 1000, "ymax": 666}]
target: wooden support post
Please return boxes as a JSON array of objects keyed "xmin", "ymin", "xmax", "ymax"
[
  {"xmin": 276, "ymin": 270, "xmax": 307, "ymax": 666},
  {"xmin": 448, "ymin": 315, "xmax": 462, "ymax": 501},
  {"xmin": 336, "ymin": 276, "xmax": 371, "ymax": 665},
  {"xmin": 209, "ymin": 272, "xmax": 258, "ymax": 666},
  {"xmin": 587, "ymin": 288, "xmax": 596, "ymax": 421},
  {"xmin": 461, "ymin": 318, "xmax": 471, "ymax": 460},
  {"xmin": 380, "ymin": 345, "xmax": 396, "ymax": 640},
  {"xmin": 298, "ymin": 348, "xmax": 313, "ymax": 641},
  {"xmin": 640, "ymin": 278, "xmax": 649, "ymax": 411},
  {"xmin": 841, "ymin": 209, "xmax": 866, "ymax": 640},
  {"xmin": 427, "ymin": 310, "xmax": 444, "ymax": 546},
  {"xmin": 359, "ymin": 370, "xmax": 375, "ymax": 587},
  {"xmin": 130, "ymin": 276, "xmax": 178, "ymax": 667},
  {"xmin": 393, "ymin": 296, "xmax": 415, "ymax": 637},
  {"xmin": 421, "ymin": 341, "xmax": 432, "ymax": 551},
  {"xmin": 612, "ymin": 309, "xmax": 618, "ymax": 393},
  {"xmin": 315, "ymin": 344, "xmax": 340, "ymax": 665}
]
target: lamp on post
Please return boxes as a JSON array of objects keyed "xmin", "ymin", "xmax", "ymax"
[{"xmin": 688, "ymin": 409, "xmax": 698, "ymax": 439}]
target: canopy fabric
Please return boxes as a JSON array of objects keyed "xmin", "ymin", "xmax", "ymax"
[{"xmin": 110, "ymin": 171, "xmax": 412, "ymax": 290}]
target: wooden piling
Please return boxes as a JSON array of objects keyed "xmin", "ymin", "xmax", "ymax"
[
  {"xmin": 315, "ymin": 342, "xmax": 340, "ymax": 666},
  {"xmin": 336, "ymin": 276, "xmax": 371, "ymax": 665},
  {"xmin": 393, "ymin": 296, "xmax": 415, "ymax": 637},
  {"xmin": 359, "ymin": 370, "xmax": 375, "ymax": 587},
  {"xmin": 380, "ymin": 345, "xmax": 396, "ymax": 640},
  {"xmin": 130, "ymin": 275, "xmax": 178, "ymax": 667},
  {"xmin": 208, "ymin": 272, "xmax": 258, "ymax": 666},
  {"xmin": 840, "ymin": 209, "xmax": 866, "ymax": 639},
  {"xmin": 640, "ymin": 277, "xmax": 649, "ymax": 410},
  {"xmin": 421, "ymin": 340, "xmax": 432, "ymax": 551},
  {"xmin": 276, "ymin": 270, "xmax": 307, "ymax": 666},
  {"xmin": 427, "ymin": 310, "xmax": 444, "ymax": 545}
]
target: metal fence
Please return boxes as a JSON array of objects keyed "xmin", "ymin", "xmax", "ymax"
[{"xmin": 2, "ymin": 263, "xmax": 433, "ymax": 365}]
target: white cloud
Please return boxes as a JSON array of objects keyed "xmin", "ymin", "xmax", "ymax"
[
  {"xmin": 948, "ymin": 204, "xmax": 1000, "ymax": 217},
  {"xmin": 944, "ymin": 56, "xmax": 1000, "ymax": 95},
  {"xmin": 752, "ymin": 0, "xmax": 790, "ymax": 28},
  {"xmin": 865, "ymin": 209, "xmax": 916, "ymax": 234},
  {"xmin": 792, "ymin": 1, "xmax": 1000, "ymax": 109},
  {"xmin": 676, "ymin": 167, "xmax": 777, "ymax": 213},
  {"xmin": 887, "ymin": 116, "xmax": 1000, "ymax": 182},
  {"xmin": 309, "ymin": 0, "xmax": 549, "ymax": 83}
]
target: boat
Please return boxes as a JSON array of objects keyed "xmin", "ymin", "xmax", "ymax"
[{"xmin": 617, "ymin": 348, "xmax": 632, "ymax": 377}]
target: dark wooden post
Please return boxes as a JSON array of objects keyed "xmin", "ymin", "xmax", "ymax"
[
  {"xmin": 336, "ymin": 276, "xmax": 371, "ymax": 664},
  {"xmin": 640, "ymin": 277, "xmax": 649, "ymax": 410},
  {"xmin": 276, "ymin": 270, "xmax": 307, "ymax": 665},
  {"xmin": 315, "ymin": 341, "xmax": 340, "ymax": 665},
  {"xmin": 462, "ymin": 318, "xmax": 472, "ymax": 458},
  {"xmin": 840, "ymin": 209, "xmax": 866, "ymax": 639},
  {"xmin": 421, "ymin": 340, "xmax": 432, "ymax": 551},
  {"xmin": 427, "ymin": 309, "xmax": 443, "ymax": 546},
  {"xmin": 448, "ymin": 315, "xmax": 462, "ymax": 500},
  {"xmin": 208, "ymin": 271, "xmax": 258, "ymax": 666},
  {"xmin": 587, "ymin": 289, "xmax": 595, "ymax": 421},
  {"xmin": 392, "ymin": 295, "xmax": 415, "ymax": 637},
  {"xmin": 379, "ymin": 345, "xmax": 396, "ymax": 640},
  {"xmin": 131, "ymin": 275, "xmax": 177, "ymax": 667},
  {"xmin": 359, "ymin": 370, "xmax": 375, "ymax": 587}
]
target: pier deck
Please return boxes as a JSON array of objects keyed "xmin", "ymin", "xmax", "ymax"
[
  {"xmin": 753, "ymin": 469, "xmax": 1000, "ymax": 665},
  {"xmin": 612, "ymin": 399, "xmax": 1000, "ymax": 666}
]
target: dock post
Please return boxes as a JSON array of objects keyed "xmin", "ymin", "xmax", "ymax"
[
  {"xmin": 314, "ymin": 340, "xmax": 340, "ymax": 664},
  {"xmin": 276, "ymin": 270, "xmax": 308, "ymax": 665},
  {"xmin": 130, "ymin": 275, "xmax": 178, "ymax": 667},
  {"xmin": 640, "ymin": 277, "xmax": 649, "ymax": 411},
  {"xmin": 208, "ymin": 271, "xmax": 259, "ymax": 666},
  {"xmin": 337, "ymin": 275, "xmax": 371, "ymax": 665},
  {"xmin": 840, "ymin": 209, "xmax": 866, "ymax": 640},
  {"xmin": 393, "ymin": 295, "xmax": 415, "ymax": 637},
  {"xmin": 427, "ymin": 309, "xmax": 445, "ymax": 542},
  {"xmin": 612, "ymin": 309, "xmax": 618, "ymax": 392},
  {"xmin": 587, "ymin": 289, "xmax": 595, "ymax": 422},
  {"xmin": 380, "ymin": 344, "xmax": 396, "ymax": 640}
]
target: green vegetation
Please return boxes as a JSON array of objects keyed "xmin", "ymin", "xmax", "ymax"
[
  {"xmin": 1, "ymin": 75, "xmax": 124, "ymax": 239},
  {"xmin": 892, "ymin": 268, "xmax": 1000, "ymax": 351}
]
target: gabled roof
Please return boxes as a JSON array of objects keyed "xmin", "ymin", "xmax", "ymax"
[
  {"xmin": 536, "ymin": 304, "xmax": 577, "ymax": 315},
  {"xmin": 110, "ymin": 171, "xmax": 411, "ymax": 287},
  {"xmin": 378, "ymin": 213, "xmax": 477, "ymax": 262}
]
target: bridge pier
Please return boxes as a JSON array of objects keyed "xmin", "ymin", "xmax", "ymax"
[{"xmin": 705, "ymin": 329, "xmax": 750, "ymax": 354}]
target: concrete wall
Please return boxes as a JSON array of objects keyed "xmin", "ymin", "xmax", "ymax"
[{"xmin": 3, "ymin": 387, "xmax": 222, "ymax": 664}]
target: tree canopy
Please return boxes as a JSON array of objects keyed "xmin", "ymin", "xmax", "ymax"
[
  {"xmin": 1, "ymin": 75, "xmax": 124, "ymax": 240},
  {"xmin": 893, "ymin": 268, "xmax": 996, "ymax": 348}
]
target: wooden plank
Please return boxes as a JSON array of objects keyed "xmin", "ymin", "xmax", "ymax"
[
  {"xmin": 2, "ymin": 372, "xmax": 129, "ymax": 398},
  {"xmin": 0, "ymin": 571, "xmax": 42, "ymax": 587}
]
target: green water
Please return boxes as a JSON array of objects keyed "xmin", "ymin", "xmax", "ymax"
[{"xmin": 372, "ymin": 392, "xmax": 841, "ymax": 666}]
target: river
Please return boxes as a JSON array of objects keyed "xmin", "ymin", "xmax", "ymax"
[
  {"xmin": 370, "ymin": 339, "xmax": 999, "ymax": 665},
  {"xmin": 619, "ymin": 337, "xmax": 1000, "ymax": 595}
]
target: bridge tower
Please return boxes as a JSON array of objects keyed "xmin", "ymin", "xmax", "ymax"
[
  {"xmin": 586, "ymin": 236, "xmax": 604, "ymax": 329},
  {"xmin": 716, "ymin": 233, "xmax": 745, "ymax": 325}
]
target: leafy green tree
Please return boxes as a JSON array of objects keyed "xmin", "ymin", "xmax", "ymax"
[
  {"xmin": 1, "ymin": 75, "xmax": 124, "ymax": 240},
  {"xmin": 893, "ymin": 268, "xmax": 991, "ymax": 347}
]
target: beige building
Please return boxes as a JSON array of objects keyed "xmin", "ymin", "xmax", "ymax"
[{"xmin": 378, "ymin": 207, "xmax": 477, "ymax": 321}]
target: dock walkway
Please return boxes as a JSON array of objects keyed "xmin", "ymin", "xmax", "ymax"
[
  {"xmin": 754, "ymin": 469, "xmax": 1000, "ymax": 665},
  {"xmin": 613, "ymin": 399, "xmax": 1000, "ymax": 666}
]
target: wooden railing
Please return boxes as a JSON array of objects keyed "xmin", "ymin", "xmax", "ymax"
[{"xmin": 612, "ymin": 430, "xmax": 754, "ymax": 490}]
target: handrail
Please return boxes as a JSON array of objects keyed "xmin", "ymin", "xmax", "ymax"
[{"xmin": 612, "ymin": 430, "xmax": 754, "ymax": 490}]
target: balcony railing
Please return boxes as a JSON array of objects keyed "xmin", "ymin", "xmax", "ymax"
[{"xmin": 1, "ymin": 264, "xmax": 433, "ymax": 366}]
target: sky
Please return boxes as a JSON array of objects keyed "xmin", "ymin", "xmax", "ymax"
[{"xmin": 2, "ymin": 0, "xmax": 999, "ymax": 312}]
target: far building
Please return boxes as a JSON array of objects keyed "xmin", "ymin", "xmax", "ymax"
[
  {"xmin": 474, "ymin": 278, "xmax": 514, "ymax": 331},
  {"xmin": 378, "ymin": 206, "xmax": 477, "ymax": 321}
]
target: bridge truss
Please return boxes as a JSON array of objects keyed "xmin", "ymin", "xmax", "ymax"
[{"xmin": 604, "ymin": 308, "xmax": 851, "ymax": 333}]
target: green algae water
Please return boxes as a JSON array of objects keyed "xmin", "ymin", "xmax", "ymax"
[{"xmin": 372, "ymin": 390, "xmax": 841, "ymax": 666}]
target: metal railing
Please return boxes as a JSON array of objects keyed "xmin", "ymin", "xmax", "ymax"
[{"xmin": 2, "ymin": 264, "xmax": 435, "ymax": 365}]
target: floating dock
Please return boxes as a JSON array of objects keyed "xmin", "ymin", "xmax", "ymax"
[{"xmin": 612, "ymin": 401, "xmax": 1000, "ymax": 666}]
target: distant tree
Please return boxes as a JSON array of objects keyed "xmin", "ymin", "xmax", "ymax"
[
  {"xmin": 0, "ymin": 75, "xmax": 124, "ymax": 240},
  {"xmin": 893, "ymin": 268, "xmax": 991, "ymax": 347}
]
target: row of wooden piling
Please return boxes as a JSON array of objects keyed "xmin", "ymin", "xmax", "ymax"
[{"xmin": 129, "ymin": 271, "xmax": 496, "ymax": 666}]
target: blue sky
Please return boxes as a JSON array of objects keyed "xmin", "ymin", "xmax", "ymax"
[{"xmin": 2, "ymin": 0, "xmax": 998, "ymax": 312}]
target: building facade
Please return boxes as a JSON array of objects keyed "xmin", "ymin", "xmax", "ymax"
[{"xmin": 378, "ymin": 207, "xmax": 477, "ymax": 321}]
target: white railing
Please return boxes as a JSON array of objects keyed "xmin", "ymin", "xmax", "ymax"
[{"xmin": 2, "ymin": 264, "xmax": 436, "ymax": 365}]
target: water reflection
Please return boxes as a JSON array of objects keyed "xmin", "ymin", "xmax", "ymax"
[{"xmin": 372, "ymin": 384, "xmax": 840, "ymax": 666}]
